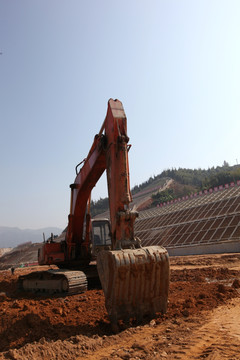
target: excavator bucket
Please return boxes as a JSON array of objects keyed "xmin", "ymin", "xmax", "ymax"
[{"xmin": 97, "ymin": 246, "xmax": 169, "ymax": 327}]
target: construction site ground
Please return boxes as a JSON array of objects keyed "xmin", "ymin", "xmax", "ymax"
[{"xmin": 0, "ymin": 253, "xmax": 240, "ymax": 360}]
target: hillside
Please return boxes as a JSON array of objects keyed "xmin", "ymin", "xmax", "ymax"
[
  {"xmin": 91, "ymin": 163, "xmax": 240, "ymax": 215},
  {"xmin": 0, "ymin": 227, "xmax": 62, "ymax": 248},
  {"xmin": 0, "ymin": 242, "xmax": 42, "ymax": 270},
  {"xmin": 0, "ymin": 248, "xmax": 12, "ymax": 258}
]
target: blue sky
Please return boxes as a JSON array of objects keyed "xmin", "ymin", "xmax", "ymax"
[{"xmin": 0, "ymin": 1, "xmax": 240, "ymax": 230}]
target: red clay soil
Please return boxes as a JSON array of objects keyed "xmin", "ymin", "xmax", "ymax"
[{"xmin": 0, "ymin": 254, "xmax": 239, "ymax": 359}]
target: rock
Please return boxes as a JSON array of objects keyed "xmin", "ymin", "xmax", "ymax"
[
  {"xmin": 131, "ymin": 342, "xmax": 145, "ymax": 350},
  {"xmin": 39, "ymin": 337, "xmax": 46, "ymax": 344},
  {"xmin": 150, "ymin": 319, "xmax": 156, "ymax": 327},
  {"xmin": 22, "ymin": 304, "xmax": 29, "ymax": 311},
  {"xmin": 232, "ymin": 279, "xmax": 240, "ymax": 288},
  {"xmin": 0, "ymin": 292, "xmax": 7, "ymax": 300},
  {"xmin": 181, "ymin": 309, "xmax": 189, "ymax": 317},
  {"xmin": 11, "ymin": 300, "xmax": 21, "ymax": 309},
  {"xmin": 161, "ymin": 351, "xmax": 168, "ymax": 357},
  {"xmin": 52, "ymin": 307, "xmax": 63, "ymax": 315},
  {"xmin": 7, "ymin": 348, "xmax": 18, "ymax": 359},
  {"xmin": 58, "ymin": 307, "xmax": 63, "ymax": 315}
]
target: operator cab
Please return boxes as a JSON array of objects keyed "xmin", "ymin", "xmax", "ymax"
[{"xmin": 91, "ymin": 219, "xmax": 111, "ymax": 256}]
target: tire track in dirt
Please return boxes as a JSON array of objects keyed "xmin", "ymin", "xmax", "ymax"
[{"xmin": 170, "ymin": 297, "xmax": 240, "ymax": 360}]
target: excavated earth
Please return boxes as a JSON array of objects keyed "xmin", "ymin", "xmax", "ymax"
[{"xmin": 0, "ymin": 253, "xmax": 240, "ymax": 359}]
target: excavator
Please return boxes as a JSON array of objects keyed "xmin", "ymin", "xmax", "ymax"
[{"xmin": 18, "ymin": 99, "xmax": 170, "ymax": 328}]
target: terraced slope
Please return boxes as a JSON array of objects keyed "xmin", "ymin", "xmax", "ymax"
[{"xmin": 135, "ymin": 183, "xmax": 240, "ymax": 254}]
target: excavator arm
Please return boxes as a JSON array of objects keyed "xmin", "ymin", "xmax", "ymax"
[
  {"xmin": 64, "ymin": 99, "xmax": 138, "ymax": 262},
  {"xmin": 65, "ymin": 99, "xmax": 140, "ymax": 263}
]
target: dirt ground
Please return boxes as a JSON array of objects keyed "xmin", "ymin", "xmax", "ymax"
[{"xmin": 0, "ymin": 253, "xmax": 240, "ymax": 360}]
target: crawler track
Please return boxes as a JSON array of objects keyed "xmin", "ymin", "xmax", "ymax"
[{"xmin": 18, "ymin": 269, "xmax": 88, "ymax": 295}]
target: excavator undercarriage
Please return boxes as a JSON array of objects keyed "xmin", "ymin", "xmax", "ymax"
[{"xmin": 18, "ymin": 269, "xmax": 88, "ymax": 295}]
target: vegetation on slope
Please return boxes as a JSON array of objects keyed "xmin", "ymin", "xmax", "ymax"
[
  {"xmin": 91, "ymin": 162, "xmax": 240, "ymax": 215},
  {"xmin": 159, "ymin": 162, "xmax": 240, "ymax": 190}
]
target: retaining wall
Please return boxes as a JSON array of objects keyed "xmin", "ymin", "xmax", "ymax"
[{"xmin": 167, "ymin": 240, "xmax": 240, "ymax": 257}]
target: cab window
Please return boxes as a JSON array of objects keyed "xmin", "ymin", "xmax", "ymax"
[{"xmin": 92, "ymin": 221, "xmax": 111, "ymax": 246}]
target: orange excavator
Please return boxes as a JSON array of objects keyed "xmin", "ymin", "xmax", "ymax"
[{"xmin": 19, "ymin": 99, "xmax": 169, "ymax": 328}]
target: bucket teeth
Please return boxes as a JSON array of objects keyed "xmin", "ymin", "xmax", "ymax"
[{"xmin": 97, "ymin": 246, "xmax": 169, "ymax": 324}]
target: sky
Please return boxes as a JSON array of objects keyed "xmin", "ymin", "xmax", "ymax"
[{"xmin": 0, "ymin": 0, "xmax": 240, "ymax": 230}]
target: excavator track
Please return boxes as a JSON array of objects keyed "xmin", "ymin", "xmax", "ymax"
[
  {"xmin": 97, "ymin": 245, "xmax": 169, "ymax": 328},
  {"xmin": 18, "ymin": 269, "xmax": 87, "ymax": 295}
]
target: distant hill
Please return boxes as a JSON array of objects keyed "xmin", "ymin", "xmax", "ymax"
[
  {"xmin": 0, "ymin": 227, "xmax": 62, "ymax": 248},
  {"xmin": 0, "ymin": 242, "xmax": 42, "ymax": 270}
]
